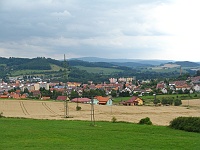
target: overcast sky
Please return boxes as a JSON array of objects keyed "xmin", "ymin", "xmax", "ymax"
[{"xmin": 0, "ymin": 0, "xmax": 199, "ymax": 61}]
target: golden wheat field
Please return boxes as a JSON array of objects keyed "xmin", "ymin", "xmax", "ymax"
[{"xmin": 0, "ymin": 99, "xmax": 200, "ymax": 126}]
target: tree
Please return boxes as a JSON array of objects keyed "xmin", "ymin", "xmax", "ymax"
[
  {"xmin": 153, "ymin": 98, "xmax": 160, "ymax": 105},
  {"xmin": 119, "ymin": 91, "xmax": 130, "ymax": 97},
  {"xmin": 111, "ymin": 89, "xmax": 117, "ymax": 97},
  {"xmin": 161, "ymin": 97, "xmax": 173, "ymax": 105},
  {"xmin": 184, "ymin": 89, "xmax": 190, "ymax": 94},
  {"xmin": 138, "ymin": 117, "xmax": 152, "ymax": 125},
  {"xmin": 197, "ymin": 70, "xmax": 200, "ymax": 76},
  {"xmin": 51, "ymin": 90, "xmax": 62, "ymax": 100},
  {"xmin": 23, "ymin": 88, "xmax": 29, "ymax": 94},
  {"xmin": 70, "ymin": 90, "xmax": 79, "ymax": 99},
  {"xmin": 174, "ymin": 99, "xmax": 182, "ymax": 106}
]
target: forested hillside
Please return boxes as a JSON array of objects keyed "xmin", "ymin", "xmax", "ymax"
[
  {"xmin": 166, "ymin": 61, "xmax": 200, "ymax": 67},
  {"xmin": 0, "ymin": 57, "xmax": 198, "ymax": 83},
  {"xmin": 0, "ymin": 57, "xmax": 63, "ymax": 70}
]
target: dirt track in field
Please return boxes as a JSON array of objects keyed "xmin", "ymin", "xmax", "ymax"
[{"xmin": 0, "ymin": 99, "xmax": 200, "ymax": 126}]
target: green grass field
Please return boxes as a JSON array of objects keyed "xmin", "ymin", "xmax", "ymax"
[
  {"xmin": 75, "ymin": 66, "xmax": 123, "ymax": 74},
  {"xmin": 0, "ymin": 118, "xmax": 200, "ymax": 150},
  {"xmin": 113, "ymin": 93, "xmax": 200, "ymax": 104},
  {"xmin": 10, "ymin": 64, "xmax": 63, "ymax": 76}
]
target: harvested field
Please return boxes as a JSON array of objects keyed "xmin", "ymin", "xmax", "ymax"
[{"xmin": 0, "ymin": 99, "xmax": 200, "ymax": 126}]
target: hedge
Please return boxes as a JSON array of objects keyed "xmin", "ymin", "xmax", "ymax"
[{"xmin": 169, "ymin": 117, "xmax": 200, "ymax": 133}]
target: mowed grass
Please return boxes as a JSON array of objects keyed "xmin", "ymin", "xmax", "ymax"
[{"xmin": 0, "ymin": 118, "xmax": 200, "ymax": 150}]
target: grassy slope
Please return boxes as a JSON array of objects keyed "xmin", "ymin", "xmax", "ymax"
[
  {"xmin": 74, "ymin": 66, "xmax": 123, "ymax": 74},
  {"xmin": 0, "ymin": 118, "xmax": 200, "ymax": 150},
  {"xmin": 10, "ymin": 64, "xmax": 63, "ymax": 76}
]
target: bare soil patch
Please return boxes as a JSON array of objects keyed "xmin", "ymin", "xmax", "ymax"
[{"xmin": 0, "ymin": 99, "xmax": 200, "ymax": 126}]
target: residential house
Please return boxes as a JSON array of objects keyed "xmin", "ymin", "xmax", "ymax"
[
  {"xmin": 32, "ymin": 90, "xmax": 41, "ymax": 98},
  {"xmin": 121, "ymin": 96, "xmax": 143, "ymax": 106},
  {"xmin": 67, "ymin": 82, "xmax": 81, "ymax": 88},
  {"xmin": 175, "ymin": 85, "xmax": 191, "ymax": 92},
  {"xmin": 170, "ymin": 80, "xmax": 191, "ymax": 92},
  {"xmin": 121, "ymin": 87, "xmax": 132, "ymax": 94},
  {"xmin": 156, "ymin": 82, "xmax": 168, "ymax": 94},
  {"xmin": 189, "ymin": 76, "xmax": 200, "ymax": 83},
  {"xmin": 71, "ymin": 97, "xmax": 91, "ymax": 103},
  {"xmin": 41, "ymin": 96, "xmax": 51, "ymax": 100},
  {"xmin": 94, "ymin": 96, "xmax": 112, "ymax": 105},
  {"xmin": 56, "ymin": 96, "xmax": 70, "ymax": 101},
  {"xmin": 161, "ymin": 88, "xmax": 168, "ymax": 94},
  {"xmin": 156, "ymin": 83, "xmax": 165, "ymax": 89},
  {"xmin": 193, "ymin": 84, "xmax": 200, "ymax": 92},
  {"xmin": 133, "ymin": 88, "xmax": 146, "ymax": 95},
  {"xmin": 0, "ymin": 95, "xmax": 9, "ymax": 99},
  {"xmin": 10, "ymin": 92, "xmax": 20, "ymax": 99},
  {"xmin": 21, "ymin": 93, "xmax": 28, "ymax": 99},
  {"xmin": 39, "ymin": 82, "xmax": 50, "ymax": 90},
  {"xmin": 109, "ymin": 78, "xmax": 117, "ymax": 84}
]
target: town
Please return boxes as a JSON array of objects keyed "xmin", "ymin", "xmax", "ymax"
[{"xmin": 1, "ymin": 75, "xmax": 200, "ymax": 106}]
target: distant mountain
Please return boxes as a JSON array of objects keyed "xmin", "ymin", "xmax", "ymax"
[{"xmin": 70, "ymin": 57, "xmax": 174, "ymax": 66}]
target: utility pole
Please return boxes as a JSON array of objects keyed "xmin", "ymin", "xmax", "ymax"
[
  {"xmin": 63, "ymin": 54, "xmax": 70, "ymax": 118},
  {"xmin": 76, "ymin": 86, "xmax": 79, "ymax": 110},
  {"xmin": 90, "ymin": 97, "xmax": 95, "ymax": 126},
  {"xmin": 65, "ymin": 97, "xmax": 70, "ymax": 118}
]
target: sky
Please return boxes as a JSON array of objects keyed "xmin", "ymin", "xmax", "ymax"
[{"xmin": 0, "ymin": 0, "xmax": 200, "ymax": 62}]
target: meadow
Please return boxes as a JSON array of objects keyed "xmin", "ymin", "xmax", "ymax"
[
  {"xmin": 10, "ymin": 64, "xmax": 63, "ymax": 76},
  {"xmin": 113, "ymin": 93, "xmax": 200, "ymax": 104},
  {"xmin": 74, "ymin": 65, "xmax": 123, "ymax": 74},
  {"xmin": 0, "ymin": 118, "xmax": 200, "ymax": 150}
]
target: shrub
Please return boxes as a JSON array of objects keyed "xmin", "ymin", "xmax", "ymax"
[
  {"xmin": 139, "ymin": 117, "xmax": 152, "ymax": 125},
  {"xmin": 153, "ymin": 99, "xmax": 160, "ymax": 105},
  {"xmin": 174, "ymin": 99, "xmax": 182, "ymax": 106},
  {"xmin": 161, "ymin": 97, "xmax": 173, "ymax": 105},
  {"xmin": 169, "ymin": 117, "xmax": 200, "ymax": 133},
  {"xmin": 0, "ymin": 112, "xmax": 4, "ymax": 118},
  {"xmin": 111, "ymin": 116, "xmax": 117, "ymax": 123},
  {"xmin": 76, "ymin": 106, "xmax": 81, "ymax": 111}
]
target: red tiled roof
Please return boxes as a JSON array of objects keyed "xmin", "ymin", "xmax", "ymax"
[
  {"xmin": 126, "ymin": 96, "xmax": 138, "ymax": 103},
  {"xmin": 71, "ymin": 98, "xmax": 91, "ymax": 103},
  {"xmin": 56, "ymin": 96, "xmax": 67, "ymax": 101},
  {"xmin": 95, "ymin": 96, "xmax": 109, "ymax": 102},
  {"xmin": 0, "ymin": 95, "xmax": 9, "ymax": 98},
  {"xmin": 156, "ymin": 83, "xmax": 164, "ymax": 89}
]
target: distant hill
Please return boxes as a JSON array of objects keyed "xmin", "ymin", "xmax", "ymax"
[
  {"xmin": 166, "ymin": 61, "xmax": 200, "ymax": 67},
  {"xmin": 68, "ymin": 59, "xmax": 130, "ymax": 71},
  {"xmin": 0, "ymin": 57, "xmax": 63, "ymax": 70},
  {"xmin": 109, "ymin": 62, "xmax": 152, "ymax": 68},
  {"xmin": 70, "ymin": 57, "xmax": 174, "ymax": 66},
  {"xmin": 0, "ymin": 57, "xmax": 198, "ymax": 83}
]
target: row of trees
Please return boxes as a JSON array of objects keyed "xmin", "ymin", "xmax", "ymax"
[
  {"xmin": 154, "ymin": 97, "xmax": 182, "ymax": 106},
  {"xmin": 17, "ymin": 87, "xmax": 108, "ymax": 100}
]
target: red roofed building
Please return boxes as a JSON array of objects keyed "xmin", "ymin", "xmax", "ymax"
[
  {"xmin": 121, "ymin": 96, "xmax": 143, "ymax": 106},
  {"xmin": 71, "ymin": 97, "xmax": 91, "ymax": 103},
  {"xmin": 56, "ymin": 96, "xmax": 68, "ymax": 101},
  {"xmin": 94, "ymin": 96, "xmax": 112, "ymax": 105},
  {"xmin": 0, "ymin": 95, "xmax": 9, "ymax": 99}
]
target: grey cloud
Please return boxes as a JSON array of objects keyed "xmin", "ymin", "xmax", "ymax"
[{"xmin": 0, "ymin": 0, "xmax": 172, "ymax": 60}]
